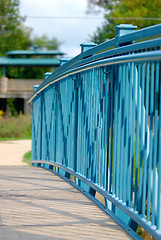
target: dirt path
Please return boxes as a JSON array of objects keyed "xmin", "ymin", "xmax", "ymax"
[{"xmin": 0, "ymin": 140, "xmax": 31, "ymax": 166}]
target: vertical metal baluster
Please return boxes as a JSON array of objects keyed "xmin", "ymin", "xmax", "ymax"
[
  {"xmin": 88, "ymin": 70, "xmax": 92, "ymax": 181},
  {"xmin": 138, "ymin": 63, "xmax": 145, "ymax": 212},
  {"xmin": 120, "ymin": 64, "xmax": 124, "ymax": 201},
  {"xmin": 128, "ymin": 62, "xmax": 133, "ymax": 208},
  {"xmin": 109, "ymin": 66, "xmax": 114, "ymax": 194},
  {"xmin": 131, "ymin": 62, "xmax": 136, "ymax": 207},
  {"xmin": 98, "ymin": 69, "xmax": 102, "ymax": 187},
  {"xmin": 115, "ymin": 64, "xmax": 122, "ymax": 197},
  {"xmin": 100, "ymin": 68, "xmax": 104, "ymax": 188},
  {"xmin": 147, "ymin": 62, "xmax": 154, "ymax": 222},
  {"xmin": 157, "ymin": 61, "xmax": 161, "ymax": 230},
  {"xmin": 82, "ymin": 74, "xmax": 85, "ymax": 176},
  {"xmin": 90, "ymin": 69, "xmax": 93, "ymax": 181},
  {"xmin": 81, "ymin": 74, "xmax": 84, "ymax": 176},
  {"xmin": 95, "ymin": 69, "xmax": 99, "ymax": 185},
  {"xmin": 99, "ymin": 69, "xmax": 102, "ymax": 187},
  {"xmin": 82, "ymin": 75, "xmax": 85, "ymax": 176},
  {"xmin": 77, "ymin": 77, "xmax": 81, "ymax": 175},
  {"xmin": 152, "ymin": 61, "xmax": 159, "ymax": 225},
  {"xmin": 142, "ymin": 62, "xmax": 150, "ymax": 217},
  {"xmin": 105, "ymin": 66, "xmax": 110, "ymax": 191},
  {"xmin": 90, "ymin": 70, "xmax": 94, "ymax": 182},
  {"xmin": 96, "ymin": 69, "xmax": 98, "ymax": 186},
  {"xmin": 125, "ymin": 63, "xmax": 130, "ymax": 206},
  {"xmin": 96, "ymin": 68, "xmax": 99, "ymax": 185},
  {"xmin": 86, "ymin": 71, "xmax": 89, "ymax": 179},
  {"xmin": 122, "ymin": 64, "xmax": 126, "ymax": 202},
  {"xmin": 134, "ymin": 63, "xmax": 141, "ymax": 211},
  {"xmin": 93, "ymin": 69, "xmax": 97, "ymax": 183},
  {"xmin": 98, "ymin": 68, "xmax": 101, "ymax": 186},
  {"xmin": 104, "ymin": 68, "xmax": 109, "ymax": 191},
  {"xmin": 85, "ymin": 72, "xmax": 88, "ymax": 178},
  {"xmin": 118, "ymin": 64, "xmax": 123, "ymax": 199},
  {"xmin": 113, "ymin": 65, "xmax": 118, "ymax": 195}
]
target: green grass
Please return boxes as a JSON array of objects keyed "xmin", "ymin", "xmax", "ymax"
[
  {"xmin": 0, "ymin": 136, "xmax": 31, "ymax": 141},
  {"xmin": 23, "ymin": 150, "xmax": 32, "ymax": 166},
  {"xmin": 0, "ymin": 114, "xmax": 32, "ymax": 139}
]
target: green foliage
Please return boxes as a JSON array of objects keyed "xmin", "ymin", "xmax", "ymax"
[
  {"xmin": 23, "ymin": 150, "xmax": 32, "ymax": 165},
  {"xmin": 0, "ymin": 0, "xmax": 61, "ymax": 79},
  {"xmin": 87, "ymin": 0, "xmax": 113, "ymax": 13},
  {"xmin": 87, "ymin": 0, "xmax": 161, "ymax": 43},
  {"xmin": 0, "ymin": 114, "xmax": 32, "ymax": 139},
  {"xmin": 7, "ymin": 98, "xmax": 17, "ymax": 116},
  {"xmin": 32, "ymin": 34, "xmax": 61, "ymax": 50},
  {"xmin": 6, "ymin": 66, "xmax": 54, "ymax": 79},
  {"xmin": 0, "ymin": 0, "xmax": 32, "ymax": 55}
]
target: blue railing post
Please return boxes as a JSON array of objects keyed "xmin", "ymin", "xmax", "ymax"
[
  {"xmin": 60, "ymin": 57, "xmax": 71, "ymax": 66},
  {"xmin": 44, "ymin": 72, "xmax": 52, "ymax": 79},
  {"xmin": 80, "ymin": 42, "xmax": 97, "ymax": 53},
  {"xmin": 32, "ymin": 85, "xmax": 40, "ymax": 166},
  {"xmin": 2, "ymin": 66, "xmax": 6, "ymax": 78},
  {"xmin": 114, "ymin": 24, "xmax": 137, "ymax": 47},
  {"xmin": 80, "ymin": 42, "xmax": 97, "ymax": 59},
  {"xmin": 33, "ymin": 85, "xmax": 39, "ymax": 93}
]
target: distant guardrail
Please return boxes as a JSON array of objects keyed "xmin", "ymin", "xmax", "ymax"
[{"xmin": 29, "ymin": 24, "xmax": 161, "ymax": 240}]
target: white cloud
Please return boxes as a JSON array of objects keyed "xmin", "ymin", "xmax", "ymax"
[{"xmin": 20, "ymin": 0, "xmax": 104, "ymax": 56}]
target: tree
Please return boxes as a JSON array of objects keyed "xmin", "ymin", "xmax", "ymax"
[
  {"xmin": 87, "ymin": 0, "xmax": 161, "ymax": 43},
  {"xmin": 0, "ymin": 0, "xmax": 32, "ymax": 55},
  {"xmin": 87, "ymin": 0, "xmax": 113, "ymax": 12},
  {"xmin": 0, "ymin": 0, "xmax": 61, "ymax": 79},
  {"xmin": 32, "ymin": 34, "xmax": 61, "ymax": 50}
]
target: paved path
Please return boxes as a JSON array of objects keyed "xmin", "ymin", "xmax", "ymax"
[
  {"xmin": 0, "ymin": 140, "xmax": 31, "ymax": 165},
  {"xmin": 0, "ymin": 140, "xmax": 132, "ymax": 239}
]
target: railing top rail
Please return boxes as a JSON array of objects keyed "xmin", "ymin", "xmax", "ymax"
[
  {"xmin": 28, "ymin": 23, "xmax": 161, "ymax": 103},
  {"xmin": 28, "ymin": 49, "xmax": 161, "ymax": 103},
  {"xmin": 54, "ymin": 23, "xmax": 161, "ymax": 72}
]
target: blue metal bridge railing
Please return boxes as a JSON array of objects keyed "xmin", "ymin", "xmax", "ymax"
[{"xmin": 28, "ymin": 24, "xmax": 161, "ymax": 239}]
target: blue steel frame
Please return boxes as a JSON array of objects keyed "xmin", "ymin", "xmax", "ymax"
[{"xmin": 29, "ymin": 24, "xmax": 161, "ymax": 240}]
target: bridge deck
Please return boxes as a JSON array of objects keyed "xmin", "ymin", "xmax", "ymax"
[
  {"xmin": 0, "ymin": 140, "xmax": 132, "ymax": 239},
  {"xmin": 0, "ymin": 165, "xmax": 133, "ymax": 239}
]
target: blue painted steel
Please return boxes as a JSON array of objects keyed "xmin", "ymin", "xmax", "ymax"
[
  {"xmin": 2, "ymin": 66, "xmax": 6, "ymax": 77},
  {"xmin": 30, "ymin": 24, "xmax": 161, "ymax": 240}
]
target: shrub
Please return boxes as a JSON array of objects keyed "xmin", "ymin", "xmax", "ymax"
[{"xmin": 0, "ymin": 114, "xmax": 32, "ymax": 139}]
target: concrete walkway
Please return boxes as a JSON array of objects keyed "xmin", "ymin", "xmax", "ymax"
[
  {"xmin": 0, "ymin": 140, "xmax": 133, "ymax": 239},
  {"xmin": 0, "ymin": 140, "xmax": 31, "ymax": 165}
]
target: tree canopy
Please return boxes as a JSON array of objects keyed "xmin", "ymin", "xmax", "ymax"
[
  {"xmin": 0, "ymin": 0, "xmax": 61, "ymax": 55},
  {"xmin": 32, "ymin": 35, "xmax": 61, "ymax": 50},
  {"xmin": 0, "ymin": 0, "xmax": 32, "ymax": 55},
  {"xmin": 87, "ymin": 0, "xmax": 161, "ymax": 43},
  {"xmin": 0, "ymin": 0, "xmax": 61, "ymax": 79}
]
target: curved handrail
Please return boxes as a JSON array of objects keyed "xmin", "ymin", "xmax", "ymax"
[
  {"xmin": 30, "ymin": 24, "xmax": 161, "ymax": 240},
  {"xmin": 28, "ymin": 50, "xmax": 161, "ymax": 103}
]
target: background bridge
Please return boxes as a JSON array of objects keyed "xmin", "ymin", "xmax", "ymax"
[{"xmin": 29, "ymin": 23, "xmax": 161, "ymax": 239}]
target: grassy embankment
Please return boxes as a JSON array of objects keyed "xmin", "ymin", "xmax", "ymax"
[
  {"xmin": 23, "ymin": 150, "xmax": 32, "ymax": 165},
  {"xmin": 0, "ymin": 114, "xmax": 32, "ymax": 141}
]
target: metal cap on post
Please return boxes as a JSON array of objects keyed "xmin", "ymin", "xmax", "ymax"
[
  {"xmin": 59, "ymin": 57, "xmax": 71, "ymax": 66},
  {"xmin": 33, "ymin": 85, "xmax": 39, "ymax": 93},
  {"xmin": 80, "ymin": 42, "xmax": 97, "ymax": 59},
  {"xmin": 44, "ymin": 72, "xmax": 52, "ymax": 80},
  {"xmin": 114, "ymin": 24, "xmax": 137, "ymax": 47},
  {"xmin": 80, "ymin": 42, "xmax": 97, "ymax": 53}
]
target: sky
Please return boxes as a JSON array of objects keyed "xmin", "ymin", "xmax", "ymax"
[{"xmin": 20, "ymin": 0, "xmax": 105, "ymax": 57}]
